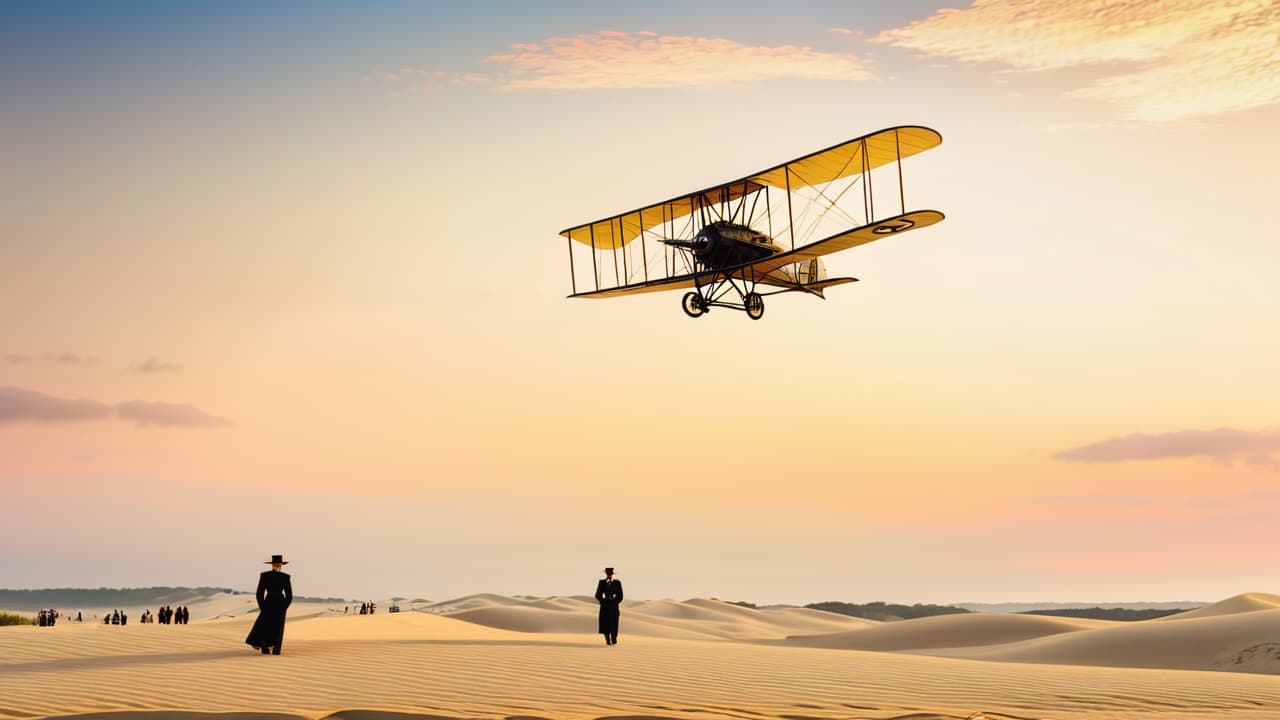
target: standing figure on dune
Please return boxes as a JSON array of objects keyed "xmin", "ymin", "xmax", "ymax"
[
  {"xmin": 595, "ymin": 567, "xmax": 623, "ymax": 646},
  {"xmin": 246, "ymin": 554, "xmax": 292, "ymax": 655}
]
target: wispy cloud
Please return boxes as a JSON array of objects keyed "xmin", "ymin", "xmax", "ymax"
[
  {"xmin": 0, "ymin": 387, "xmax": 112, "ymax": 424},
  {"xmin": 115, "ymin": 400, "xmax": 232, "ymax": 428},
  {"xmin": 3, "ymin": 352, "xmax": 103, "ymax": 366},
  {"xmin": 377, "ymin": 30, "xmax": 872, "ymax": 95},
  {"xmin": 0, "ymin": 386, "xmax": 232, "ymax": 429},
  {"xmin": 367, "ymin": 68, "xmax": 494, "ymax": 96},
  {"xmin": 875, "ymin": 0, "xmax": 1280, "ymax": 121},
  {"xmin": 128, "ymin": 358, "xmax": 183, "ymax": 374},
  {"xmin": 1029, "ymin": 494, "xmax": 1158, "ymax": 506},
  {"xmin": 492, "ymin": 30, "xmax": 872, "ymax": 90},
  {"xmin": 1054, "ymin": 427, "xmax": 1280, "ymax": 469}
]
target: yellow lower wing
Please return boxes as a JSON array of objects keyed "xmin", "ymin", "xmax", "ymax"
[{"xmin": 569, "ymin": 210, "xmax": 943, "ymax": 299}]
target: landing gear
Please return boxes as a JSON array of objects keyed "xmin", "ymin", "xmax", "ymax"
[
  {"xmin": 682, "ymin": 280, "xmax": 768, "ymax": 320},
  {"xmin": 682, "ymin": 291, "xmax": 706, "ymax": 318}
]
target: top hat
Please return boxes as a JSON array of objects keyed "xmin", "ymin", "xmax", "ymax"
[
  {"xmin": 604, "ymin": 567, "xmax": 615, "ymax": 574},
  {"xmin": 264, "ymin": 554, "xmax": 289, "ymax": 564}
]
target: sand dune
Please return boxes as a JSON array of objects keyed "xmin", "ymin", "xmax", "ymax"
[
  {"xmin": 776, "ymin": 592, "xmax": 1280, "ymax": 675},
  {"xmin": 782, "ymin": 611, "xmax": 1109, "ymax": 651},
  {"xmin": 1154, "ymin": 592, "xmax": 1280, "ymax": 621},
  {"xmin": 925, "ymin": 605, "xmax": 1280, "ymax": 673},
  {"xmin": 426, "ymin": 595, "xmax": 872, "ymax": 640},
  {"xmin": 7, "ymin": 605, "xmax": 1280, "ymax": 720}
]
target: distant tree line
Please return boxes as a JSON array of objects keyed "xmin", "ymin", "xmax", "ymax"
[
  {"xmin": 805, "ymin": 601, "xmax": 971, "ymax": 621},
  {"xmin": 0, "ymin": 587, "xmax": 351, "ymax": 606},
  {"xmin": 1018, "ymin": 607, "xmax": 1192, "ymax": 621},
  {"xmin": 0, "ymin": 587, "xmax": 234, "ymax": 607}
]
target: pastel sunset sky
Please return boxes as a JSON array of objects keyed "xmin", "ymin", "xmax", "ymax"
[{"xmin": 3, "ymin": 0, "xmax": 1279, "ymax": 604}]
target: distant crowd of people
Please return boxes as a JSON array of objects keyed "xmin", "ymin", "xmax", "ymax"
[
  {"xmin": 36, "ymin": 610, "xmax": 84, "ymax": 626},
  {"xmin": 93, "ymin": 606, "xmax": 188, "ymax": 625},
  {"xmin": 147, "ymin": 605, "xmax": 189, "ymax": 624}
]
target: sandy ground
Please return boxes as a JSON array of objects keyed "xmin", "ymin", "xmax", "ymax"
[{"xmin": 3, "ymin": 594, "xmax": 1280, "ymax": 720}]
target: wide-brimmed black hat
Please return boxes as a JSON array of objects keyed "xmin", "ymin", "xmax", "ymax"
[
  {"xmin": 264, "ymin": 554, "xmax": 289, "ymax": 564},
  {"xmin": 604, "ymin": 567, "xmax": 615, "ymax": 574}
]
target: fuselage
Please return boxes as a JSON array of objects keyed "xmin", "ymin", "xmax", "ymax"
[{"xmin": 668, "ymin": 222, "xmax": 784, "ymax": 270}]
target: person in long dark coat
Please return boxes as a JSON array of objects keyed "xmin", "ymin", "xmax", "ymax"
[
  {"xmin": 245, "ymin": 554, "xmax": 293, "ymax": 655},
  {"xmin": 595, "ymin": 567, "xmax": 623, "ymax": 646}
]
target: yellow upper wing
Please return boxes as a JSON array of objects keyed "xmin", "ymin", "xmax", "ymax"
[{"xmin": 560, "ymin": 126, "xmax": 942, "ymax": 250}]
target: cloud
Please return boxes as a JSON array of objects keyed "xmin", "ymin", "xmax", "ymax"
[
  {"xmin": 3, "ymin": 352, "xmax": 103, "ymax": 366},
  {"xmin": 377, "ymin": 30, "xmax": 873, "ymax": 95},
  {"xmin": 874, "ymin": 0, "xmax": 1280, "ymax": 121},
  {"xmin": 370, "ymin": 68, "xmax": 494, "ymax": 96},
  {"xmin": 0, "ymin": 386, "xmax": 232, "ymax": 429},
  {"xmin": 114, "ymin": 400, "xmax": 233, "ymax": 428},
  {"xmin": 47, "ymin": 352, "xmax": 102, "ymax": 366},
  {"xmin": 1029, "ymin": 494, "xmax": 1158, "ymax": 506},
  {"xmin": 489, "ymin": 30, "xmax": 873, "ymax": 90},
  {"xmin": 0, "ymin": 387, "xmax": 112, "ymax": 424},
  {"xmin": 1054, "ymin": 427, "xmax": 1280, "ymax": 469},
  {"xmin": 128, "ymin": 358, "xmax": 183, "ymax": 374}
]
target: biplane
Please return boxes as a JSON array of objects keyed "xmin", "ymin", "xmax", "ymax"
[{"xmin": 557, "ymin": 125, "xmax": 944, "ymax": 319}]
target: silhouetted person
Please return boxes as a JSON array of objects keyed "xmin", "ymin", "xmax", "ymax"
[
  {"xmin": 38, "ymin": 610, "xmax": 47, "ymax": 627},
  {"xmin": 120, "ymin": 610, "xmax": 127, "ymax": 626},
  {"xmin": 246, "ymin": 554, "xmax": 292, "ymax": 655},
  {"xmin": 595, "ymin": 567, "xmax": 623, "ymax": 646},
  {"xmin": 76, "ymin": 611, "xmax": 82, "ymax": 623}
]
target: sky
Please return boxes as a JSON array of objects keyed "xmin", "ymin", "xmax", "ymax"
[{"xmin": 2, "ymin": 0, "xmax": 1279, "ymax": 605}]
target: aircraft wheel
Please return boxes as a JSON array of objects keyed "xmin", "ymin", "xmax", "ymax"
[
  {"xmin": 682, "ymin": 291, "xmax": 706, "ymax": 318},
  {"xmin": 745, "ymin": 292, "xmax": 764, "ymax": 320}
]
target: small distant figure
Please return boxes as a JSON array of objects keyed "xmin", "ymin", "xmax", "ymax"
[
  {"xmin": 595, "ymin": 567, "xmax": 623, "ymax": 646},
  {"xmin": 246, "ymin": 554, "xmax": 292, "ymax": 655},
  {"xmin": 111, "ymin": 609, "xmax": 120, "ymax": 625},
  {"xmin": 360, "ymin": 602, "xmax": 367, "ymax": 615},
  {"xmin": 76, "ymin": 611, "xmax": 82, "ymax": 623},
  {"xmin": 120, "ymin": 610, "xmax": 127, "ymax": 626},
  {"xmin": 38, "ymin": 610, "xmax": 47, "ymax": 627}
]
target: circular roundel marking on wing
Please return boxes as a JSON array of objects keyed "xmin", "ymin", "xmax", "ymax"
[{"xmin": 873, "ymin": 218, "xmax": 916, "ymax": 234}]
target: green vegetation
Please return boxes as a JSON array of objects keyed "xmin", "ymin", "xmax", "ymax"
[
  {"xmin": 805, "ymin": 601, "xmax": 971, "ymax": 621},
  {"xmin": 727, "ymin": 600, "xmax": 757, "ymax": 609},
  {"xmin": 1020, "ymin": 607, "xmax": 1192, "ymax": 621},
  {"xmin": 0, "ymin": 612, "xmax": 35, "ymax": 626}
]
